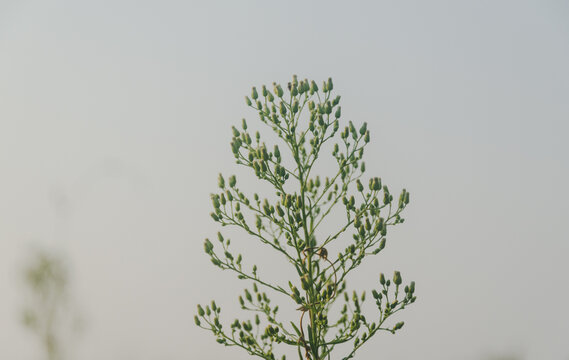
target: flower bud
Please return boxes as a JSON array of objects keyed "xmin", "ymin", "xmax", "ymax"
[
  {"xmin": 335, "ymin": 106, "xmax": 341, "ymax": 118},
  {"xmin": 291, "ymin": 84, "xmax": 298, "ymax": 96},
  {"xmin": 242, "ymin": 118, "xmax": 247, "ymax": 130},
  {"xmin": 378, "ymin": 237, "xmax": 386, "ymax": 250},
  {"xmin": 379, "ymin": 273, "xmax": 386, "ymax": 285},
  {"xmin": 245, "ymin": 289, "xmax": 253, "ymax": 302},
  {"xmin": 327, "ymin": 77, "xmax": 333, "ymax": 91},
  {"xmin": 232, "ymin": 126, "xmax": 240, "ymax": 138},
  {"xmin": 229, "ymin": 175, "xmax": 236, "ymax": 188},
  {"xmin": 332, "ymin": 95, "xmax": 341, "ymax": 106},
  {"xmin": 274, "ymin": 84, "xmax": 284, "ymax": 97},
  {"xmin": 204, "ymin": 238, "xmax": 213, "ymax": 253},
  {"xmin": 301, "ymin": 274, "xmax": 310, "ymax": 290},
  {"xmin": 356, "ymin": 179, "xmax": 363, "ymax": 192},
  {"xmin": 393, "ymin": 321, "xmax": 404, "ymax": 330},
  {"xmin": 197, "ymin": 304, "xmax": 205, "ymax": 316},
  {"xmin": 325, "ymin": 101, "xmax": 332, "ymax": 114},
  {"xmin": 364, "ymin": 130, "xmax": 370, "ymax": 143},
  {"xmin": 245, "ymin": 96, "xmax": 252, "ymax": 106},
  {"xmin": 393, "ymin": 271, "xmax": 402, "ymax": 285},
  {"xmin": 310, "ymin": 80, "xmax": 318, "ymax": 93},
  {"xmin": 354, "ymin": 217, "xmax": 361, "ymax": 228},
  {"xmin": 359, "ymin": 122, "xmax": 367, "ymax": 135},
  {"xmin": 251, "ymin": 87, "xmax": 258, "ymax": 100},
  {"xmin": 212, "ymin": 195, "xmax": 220, "ymax": 209},
  {"xmin": 218, "ymin": 174, "xmax": 225, "ymax": 188}
]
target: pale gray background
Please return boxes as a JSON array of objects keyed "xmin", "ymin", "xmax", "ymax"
[{"xmin": 1, "ymin": 1, "xmax": 568, "ymax": 359}]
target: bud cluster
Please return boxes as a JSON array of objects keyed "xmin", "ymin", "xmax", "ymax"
[{"xmin": 196, "ymin": 76, "xmax": 416, "ymax": 360}]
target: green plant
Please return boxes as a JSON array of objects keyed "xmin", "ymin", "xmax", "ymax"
[
  {"xmin": 21, "ymin": 249, "xmax": 69, "ymax": 360},
  {"xmin": 196, "ymin": 76, "xmax": 416, "ymax": 360}
]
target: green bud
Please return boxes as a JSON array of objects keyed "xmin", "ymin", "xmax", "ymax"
[
  {"xmin": 359, "ymin": 122, "xmax": 367, "ymax": 135},
  {"xmin": 292, "ymin": 100, "xmax": 299, "ymax": 113},
  {"xmin": 242, "ymin": 118, "xmax": 247, "ymax": 130},
  {"xmin": 325, "ymin": 101, "xmax": 332, "ymax": 114},
  {"xmin": 262, "ymin": 85, "xmax": 268, "ymax": 97},
  {"xmin": 212, "ymin": 195, "xmax": 220, "ymax": 209},
  {"xmin": 409, "ymin": 281, "xmax": 415, "ymax": 293},
  {"xmin": 245, "ymin": 96, "xmax": 252, "ymax": 106},
  {"xmin": 327, "ymin": 77, "xmax": 333, "ymax": 91},
  {"xmin": 393, "ymin": 271, "xmax": 402, "ymax": 285},
  {"xmin": 197, "ymin": 304, "xmax": 205, "ymax": 316},
  {"xmin": 245, "ymin": 289, "xmax": 252, "ymax": 302},
  {"xmin": 274, "ymin": 84, "xmax": 283, "ymax": 97},
  {"xmin": 335, "ymin": 106, "xmax": 341, "ymax": 118},
  {"xmin": 354, "ymin": 217, "xmax": 361, "ymax": 228},
  {"xmin": 356, "ymin": 179, "xmax": 363, "ymax": 192},
  {"xmin": 301, "ymin": 274, "xmax": 310, "ymax": 290},
  {"xmin": 308, "ymin": 101, "xmax": 315, "ymax": 110},
  {"xmin": 280, "ymin": 102, "xmax": 287, "ymax": 116},
  {"xmin": 218, "ymin": 174, "xmax": 225, "ymax": 188},
  {"xmin": 232, "ymin": 126, "xmax": 240, "ymax": 138},
  {"xmin": 204, "ymin": 238, "xmax": 213, "ymax": 253},
  {"xmin": 394, "ymin": 321, "xmax": 404, "ymax": 330},
  {"xmin": 291, "ymin": 84, "xmax": 298, "ymax": 96},
  {"xmin": 379, "ymin": 273, "xmax": 386, "ymax": 285},
  {"xmin": 251, "ymin": 87, "xmax": 258, "ymax": 100},
  {"xmin": 194, "ymin": 315, "xmax": 201, "ymax": 326},
  {"xmin": 310, "ymin": 80, "xmax": 318, "ymax": 93},
  {"xmin": 229, "ymin": 175, "xmax": 236, "ymax": 187},
  {"xmin": 364, "ymin": 130, "xmax": 370, "ymax": 143}
]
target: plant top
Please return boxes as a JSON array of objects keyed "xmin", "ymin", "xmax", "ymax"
[{"xmin": 196, "ymin": 75, "xmax": 416, "ymax": 360}]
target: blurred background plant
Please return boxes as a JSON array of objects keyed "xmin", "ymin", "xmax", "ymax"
[{"xmin": 21, "ymin": 248, "xmax": 80, "ymax": 360}]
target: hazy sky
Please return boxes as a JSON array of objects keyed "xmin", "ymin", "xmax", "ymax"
[{"xmin": 1, "ymin": 1, "xmax": 568, "ymax": 360}]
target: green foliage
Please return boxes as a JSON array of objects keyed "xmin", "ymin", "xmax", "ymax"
[
  {"xmin": 21, "ymin": 250, "xmax": 69, "ymax": 360},
  {"xmin": 196, "ymin": 76, "xmax": 416, "ymax": 360}
]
